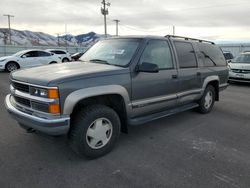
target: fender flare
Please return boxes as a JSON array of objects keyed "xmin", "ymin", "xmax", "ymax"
[
  {"xmin": 202, "ymin": 75, "xmax": 219, "ymax": 91},
  {"xmin": 63, "ymin": 85, "xmax": 132, "ymax": 115}
]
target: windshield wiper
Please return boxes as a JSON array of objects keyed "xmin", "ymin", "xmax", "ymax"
[
  {"xmin": 89, "ymin": 59, "xmax": 110, "ymax": 64},
  {"xmin": 88, "ymin": 59, "xmax": 123, "ymax": 67}
]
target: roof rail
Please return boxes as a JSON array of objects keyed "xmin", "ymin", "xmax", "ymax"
[{"xmin": 165, "ymin": 35, "xmax": 215, "ymax": 45}]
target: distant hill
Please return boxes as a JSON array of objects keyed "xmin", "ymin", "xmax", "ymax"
[{"xmin": 0, "ymin": 28, "xmax": 104, "ymax": 47}]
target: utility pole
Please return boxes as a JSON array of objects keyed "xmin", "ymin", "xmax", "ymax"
[
  {"xmin": 101, "ymin": 0, "xmax": 110, "ymax": 37},
  {"xmin": 3, "ymin": 14, "xmax": 14, "ymax": 45},
  {"xmin": 113, "ymin": 19, "xmax": 120, "ymax": 36},
  {"xmin": 173, "ymin": 25, "xmax": 175, "ymax": 36},
  {"xmin": 56, "ymin": 33, "xmax": 60, "ymax": 46},
  {"xmin": 65, "ymin": 24, "xmax": 67, "ymax": 49}
]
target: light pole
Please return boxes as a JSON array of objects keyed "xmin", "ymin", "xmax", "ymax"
[
  {"xmin": 113, "ymin": 19, "xmax": 120, "ymax": 36},
  {"xmin": 101, "ymin": 0, "xmax": 110, "ymax": 37},
  {"xmin": 3, "ymin": 14, "xmax": 14, "ymax": 45}
]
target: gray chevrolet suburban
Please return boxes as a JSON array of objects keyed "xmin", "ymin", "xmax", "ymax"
[{"xmin": 5, "ymin": 35, "xmax": 229, "ymax": 158}]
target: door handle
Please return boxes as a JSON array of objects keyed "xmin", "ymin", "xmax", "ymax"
[
  {"xmin": 172, "ymin": 74, "xmax": 178, "ymax": 79},
  {"xmin": 197, "ymin": 72, "xmax": 201, "ymax": 76}
]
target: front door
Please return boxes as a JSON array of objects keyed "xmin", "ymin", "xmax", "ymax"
[{"xmin": 131, "ymin": 39, "xmax": 178, "ymax": 117}]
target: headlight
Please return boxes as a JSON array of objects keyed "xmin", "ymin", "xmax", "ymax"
[
  {"xmin": 30, "ymin": 86, "xmax": 60, "ymax": 114},
  {"xmin": 30, "ymin": 87, "xmax": 59, "ymax": 99},
  {"xmin": 0, "ymin": 59, "xmax": 6, "ymax": 62}
]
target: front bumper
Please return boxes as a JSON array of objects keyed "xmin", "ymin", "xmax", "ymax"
[
  {"xmin": 229, "ymin": 71, "xmax": 250, "ymax": 83},
  {"xmin": 5, "ymin": 94, "xmax": 70, "ymax": 135}
]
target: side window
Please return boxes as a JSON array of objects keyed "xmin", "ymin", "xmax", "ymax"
[
  {"xmin": 24, "ymin": 51, "xmax": 39, "ymax": 58},
  {"xmin": 198, "ymin": 43, "xmax": 226, "ymax": 66},
  {"xmin": 57, "ymin": 51, "xmax": 66, "ymax": 54},
  {"xmin": 174, "ymin": 42, "xmax": 197, "ymax": 68},
  {"xmin": 140, "ymin": 40, "xmax": 173, "ymax": 69},
  {"xmin": 38, "ymin": 51, "xmax": 51, "ymax": 57}
]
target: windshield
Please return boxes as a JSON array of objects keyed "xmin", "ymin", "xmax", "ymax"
[
  {"xmin": 13, "ymin": 50, "xmax": 28, "ymax": 56},
  {"xmin": 80, "ymin": 39, "xmax": 140, "ymax": 67},
  {"xmin": 232, "ymin": 54, "xmax": 250, "ymax": 64}
]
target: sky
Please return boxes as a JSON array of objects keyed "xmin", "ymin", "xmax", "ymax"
[{"xmin": 1, "ymin": 0, "xmax": 250, "ymax": 41}]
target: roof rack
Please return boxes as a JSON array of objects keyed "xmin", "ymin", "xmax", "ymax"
[{"xmin": 165, "ymin": 35, "xmax": 215, "ymax": 45}]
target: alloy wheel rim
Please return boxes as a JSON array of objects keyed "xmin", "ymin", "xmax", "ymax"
[
  {"xmin": 7, "ymin": 64, "xmax": 17, "ymax": 72},
  {"xmin": 86, "ymin": 118, "xmax": 113, "ymax": 149},
  {"xmin": 204, "ymin": 91, "xmax": 213, "ymax": 109}
]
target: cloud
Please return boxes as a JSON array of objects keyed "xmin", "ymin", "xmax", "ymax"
[{"xmin": 0, "ymin": 0, "xmax": 250, "ymax": 39}]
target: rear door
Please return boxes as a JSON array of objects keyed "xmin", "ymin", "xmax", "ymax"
[
  {"xmin": 131, "ymin": 39, "xmax": 178, "ymax": 117},
  {"xmin": 173, "ymin": 41, "xmax": 202, "ymax": 104},
  {"xmin": 37, "ymin": 51, "xmax": 52, "ymax": 65}
]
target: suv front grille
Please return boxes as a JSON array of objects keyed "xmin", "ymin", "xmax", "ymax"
[
  {"xmin": 231, "ymin": 69, "xmax": 250, "ymax": 74},
  {"xmin": 12, "ymin": 81, "xmax": 29, "ymax": 93},
  {"xmin": 13, "ymin": 96, "xmax": 31, "ymax": 107}
]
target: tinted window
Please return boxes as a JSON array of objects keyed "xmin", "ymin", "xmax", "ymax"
[
  {"xmin": 52, "ymin": 50, "xmax": 66, "ymax": 54},
  {"xmin": 38, "ymin": 51, "xmax": 51, "ymax": 57},
  {"xmin": 140, "ymin": 40, "xmax": 173, "ymax": 69},
  {"xmin": 24, "ymin": 51, "xmax": 39, "ymax": 58},
  {"xmin": 223, "ymin": 52, "xmax": 233, "ymax": 60},
  {"xmin": 174, "ymin": 42, "xmax": 197, "ymax": 68},
  {"xmin": 198, "ymin": 43, "xmax": 226, "ymax": 66}
]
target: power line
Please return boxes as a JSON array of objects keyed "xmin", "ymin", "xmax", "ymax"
[{"xmin": 3, "ymin": 14, "xmax": 14, "ymax": 45}]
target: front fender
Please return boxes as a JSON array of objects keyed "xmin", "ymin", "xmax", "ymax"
[{"xmin": 63, "ymin": 85, "xmax": 132, "ymax": 116}]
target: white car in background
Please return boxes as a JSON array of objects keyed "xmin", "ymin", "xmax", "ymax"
[
  {"xmin": 229, "ymin": 52, "xmax": 250, "ymax": 82},
  {"xmin": 0, "ymin": 49, "xmax": 61, "ymax": 72},
  {"xmin": 46, "ymin": 49, "xmax": 71, "ymax": 62}
]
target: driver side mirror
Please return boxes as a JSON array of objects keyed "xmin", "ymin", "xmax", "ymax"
[
  {"xmin": 21, "ymin": 55, "xmax": 27, "ymax": 58},
  {"xmin": 137, "ymin": 62, "xmax": 159, "ymax": 73}
]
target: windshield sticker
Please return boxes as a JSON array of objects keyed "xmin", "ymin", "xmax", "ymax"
[
  {"xmin": 105, "ymin": 55, "xmax": 115, "ymax": 59},
  {"xmin": 109, "ymin": 49, "xmax": 125, "ymax": 55}
]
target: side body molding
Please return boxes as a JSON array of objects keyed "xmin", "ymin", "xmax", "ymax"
[{"xmin": 63, "ymin": 85, "xmax": 132, "ymax": 115}]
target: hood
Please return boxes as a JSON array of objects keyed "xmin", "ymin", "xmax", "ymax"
[
  {"xmin": 10, "ymin": 61, "xmax": 129, "ymax": 86},
  {"xmin": 0, "ymin": 56, "xmax": 12, "ymax": 61},
  {"xmin": 229, "ymin": 63, "xmax": 250, "ymax": 70}
]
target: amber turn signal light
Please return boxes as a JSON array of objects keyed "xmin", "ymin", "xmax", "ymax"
[{"xmin": 48, "ymin": 104, "xmax": 60, "ymax": 114}]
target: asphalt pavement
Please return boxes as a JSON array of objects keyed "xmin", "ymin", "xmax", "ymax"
[{"xmin": 0, "ymin": 71, "xmax": 250, "ymax": 188}]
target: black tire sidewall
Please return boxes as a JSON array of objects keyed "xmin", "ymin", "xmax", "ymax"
[
  {"xmin": 198, "ymin": 85, "xmax": 216, "ymax": 113},
  {"xmin": 69, "ymin": 105, "xmax": 121, "ymax": 158}
]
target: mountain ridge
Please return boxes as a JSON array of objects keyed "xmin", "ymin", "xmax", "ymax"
[{"xmin": 0, "ymin": 28, "xmax": 103, "ymax": 47}]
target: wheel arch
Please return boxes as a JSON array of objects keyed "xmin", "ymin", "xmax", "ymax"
[
  {"xmin": 5, "ymin": 61, "xmax": 20, "ymax": 70},
  {"xmin": 64, "ymin": 85, "xmax": 132, "ymax": 133},
  {"xmin": 202, "ymin": 76, "xmax": 219, "ymax": 101}
]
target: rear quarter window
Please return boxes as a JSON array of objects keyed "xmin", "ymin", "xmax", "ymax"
[
  {"xmin": 198, "ymin": 43, "xmax": 226, "ymax": 67},
  {"xmin": 174, "ymin": 41, "xmax": 197, "ymax": 68}
]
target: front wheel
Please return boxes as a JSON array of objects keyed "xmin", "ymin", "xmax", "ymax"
[
  {"xmin": 69, "ymin": 105, "xmax": 121, "ymax": 158},
  {"xmin": 6, "ymin": 62, "xmax": 19, "ymax": 72},
  {"xmin": 197, "ymin": 85, "xmax": 216, "ymax": 114}
]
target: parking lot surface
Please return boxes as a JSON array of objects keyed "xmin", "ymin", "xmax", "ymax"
[{"xmin": 0, "ymin": 72, "xmax": 250, "ymax": 188}]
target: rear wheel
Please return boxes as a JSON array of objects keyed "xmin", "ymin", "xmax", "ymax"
[
  {"xmin": 6, "ymin": 62, "xmax": 19, "ymax": 72},
  {"xmin": 62, "ymin": 58, "xmax": 69, "ymax": 62},
  {"xmin": 197, "ymin": 85, "xmax": 216, "ymax": 114},
  {"xmin": 69, "ymin": 104, "xmax": 121, "ymax": 158}
]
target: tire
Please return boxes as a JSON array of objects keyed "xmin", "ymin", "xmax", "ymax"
[
  {"xmin": 69, "ymin": 104, "xmax": 121, "ymax": 158},
  {"xmin": 62, "ymin": 58, "xmax": 69, "ymax": 62},
  {"xmin": 6, "ymin": 62, "xmax": 19, "ymax": 72},
  {"xmin": 197, "ymin": 85, "xmax": 216, "ymax": 114}
]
